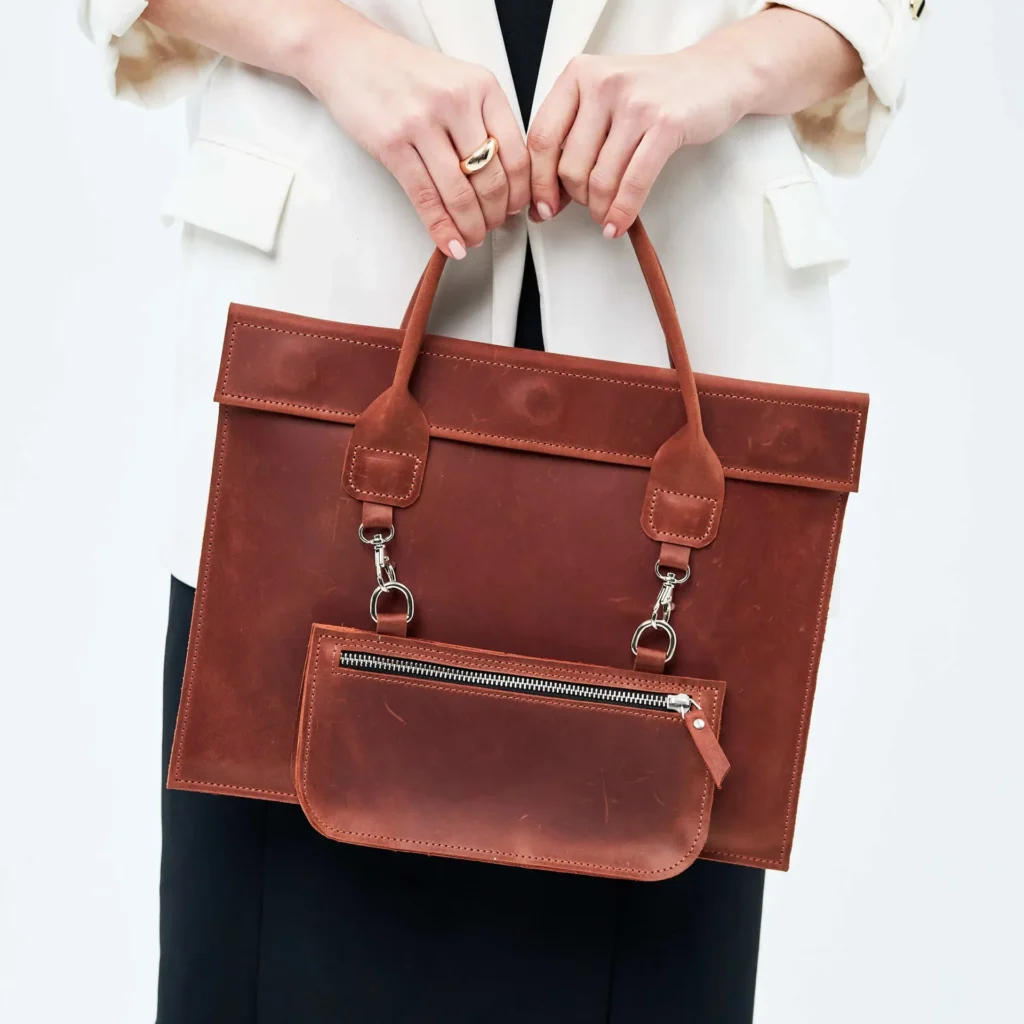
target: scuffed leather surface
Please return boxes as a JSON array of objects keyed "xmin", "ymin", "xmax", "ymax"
[
  {"xmin": 295, "ymin": 625, "xmax": 725, "ymax": 881},
  {"xmin": 216, "ymin": 307, "xmax": 867, "ymax": 492},
  {"xmin": 171, "ymin": 232, "xmax": 867, "ymax": 871},
  {"xmin": 171, "ymin": 400, "xmax": 855, "ymax": 870}
]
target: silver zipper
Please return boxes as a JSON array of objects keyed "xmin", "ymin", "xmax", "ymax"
[{"xmin": 339, "ymin": 651, "xmax": 699, "ymax": 716}]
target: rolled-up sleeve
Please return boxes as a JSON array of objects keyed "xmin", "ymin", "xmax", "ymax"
[
  {"xmin": 78, "ymin": 0, "xmax": 219, "ymax": 107},
  {"xmin": 748, "ymin": 1, "xmax": 924, "ymax": 175}
]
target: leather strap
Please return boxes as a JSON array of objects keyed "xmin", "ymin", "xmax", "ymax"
[
  {"xmin": 361, "ymin": 501, "xmax": 394, "ymax": 532},
  {"xmin": 685, "ymin": 708, "xmax": 730, "ymax": 788},
  {"xmin": 343, "ymin": 219, "xmax": 726, "ymax": 546},
  {"xmin": 658, "ymin": 543, "xmax": 691, "ymax": 573},
  {"xmin": 375, "ymin": 609, "xmax": 409, "ymax": 638},
  {"xmin": 633, "ymin": 644, "xmax": 668, "ymax": 674}
]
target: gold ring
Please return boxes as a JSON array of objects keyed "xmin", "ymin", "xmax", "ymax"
[{"xmin": 459, "ymin": 136, "xmax": 499, "ymax": 176}]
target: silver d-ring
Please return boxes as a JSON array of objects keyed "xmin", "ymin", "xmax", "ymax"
[
  {"xmin": 359, "ymin": 525, "xmax": 395, "ymax": 545},
  {"xmin": 655, "ymin": 561, "xmax": 691, "ymax": 585},
  {"xmin": 630, "ymin": 619, "xmax": 678, "ymax": 661},
  {"xmin": 370, "ymin": 581, "xmax": 415, "ymax": 624}
]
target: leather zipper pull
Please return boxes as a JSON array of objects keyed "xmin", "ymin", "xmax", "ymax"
[{"xmin": 684, "ymin": 707, "xmax": 730, "ymax": 788}]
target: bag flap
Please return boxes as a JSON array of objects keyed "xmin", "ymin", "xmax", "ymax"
[
  {"xmin": 295, "ymin": 625, "xmax": 726, "ymax": 881},
  {"xmin": 217, "ymin": 305, "xmax": 868, "ymax": 493}
]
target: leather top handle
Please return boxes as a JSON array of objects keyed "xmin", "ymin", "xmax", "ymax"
[{"xmin": 343, "ymin": 219, "xmax": 724, "ymax": 552}]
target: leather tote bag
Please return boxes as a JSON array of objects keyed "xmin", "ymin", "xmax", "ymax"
[{"xmin": 169, "ymin": 221, "xmax": 868, "ymax": 875}]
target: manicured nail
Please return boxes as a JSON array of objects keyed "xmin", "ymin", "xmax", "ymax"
[
  {"xmin": 536, "ymin": 201, "xmax": 554, "ymax": 221},
  {"xmin": 448, "ymin": 240, "xmax": 467, "ymax": 260},
  {"xmin": 603, "ymin": 223, "xmax": 618, "ymax": 240},
  {"xmin": 511, "ymin": 207, "xmax": 524, "ymax": 216}
]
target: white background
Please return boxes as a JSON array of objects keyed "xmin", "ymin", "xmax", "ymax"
[{"xmin": 1, "ymin": 2, "xmax": 1021, "ymax": 1021}]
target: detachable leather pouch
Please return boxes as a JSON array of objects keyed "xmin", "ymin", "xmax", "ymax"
[{"xmin": 295, "ymin": 624, "xmax": 729, "ymax": 881}]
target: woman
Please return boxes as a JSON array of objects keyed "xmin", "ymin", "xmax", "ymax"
[{"xmin": 79, "ymin": 1, "xmax": 919, "ymax": 1021}]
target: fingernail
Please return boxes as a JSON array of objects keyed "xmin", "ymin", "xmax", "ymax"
[
  {"xmin": 511, "ymin": 207, "xmax": 524, "ymax": 216},
  {"xmin": 536, "ymin": 201, "xmax": 554, "ymax": 221},
  {"xmin": 470, "ymin": 240, "xmax": 484, "ymax": 249},
  {"xmin": 602, "ymin": 223, "xmax": 618, "ymax": 240},
  {"xmin": 448, "ymin": 240, "xmax": 467, "ymax": 260}
]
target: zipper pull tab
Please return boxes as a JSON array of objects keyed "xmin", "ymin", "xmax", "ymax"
[{"xmin": 667, "ymin": 694, "xmax": 730, "ymax": 789}]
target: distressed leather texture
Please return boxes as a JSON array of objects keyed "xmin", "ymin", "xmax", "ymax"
[
  {"xmin": 296, "ymin": 626, "xmax": 726, "ymax": 880},
  {"xmin": 170, "ymin": 223, "xmax": 868, "ymax": 871}
]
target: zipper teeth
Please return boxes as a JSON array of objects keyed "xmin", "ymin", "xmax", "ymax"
[{"xmin": 339, "ymin": 651, "xmax": 679, "ymax": 711}]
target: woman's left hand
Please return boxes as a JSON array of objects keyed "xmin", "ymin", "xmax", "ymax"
[{"xmin": 527, "ymin": 47, "xmax": 759, "ymax": 238}]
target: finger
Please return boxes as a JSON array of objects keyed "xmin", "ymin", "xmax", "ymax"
[
  {"xmin": 448, "ymin": 113, "xmax": 509, "ymax": 233},
  {"xmin": 529, "ymin": 182, "xmax": 571, "ymax": 222},
  {"xmin": 603, "ymin": 129, "xmax": 676, "ymax": 238},
  {"xmin": 415, "ymin": 130, "xmax": 488, "ymax": 249},
  {"xmin": 528, "ymin": 68, "xmax": 580, "ymax": 220},
  {"xmin": 381, "ymin": 142, "xmax": 467, "ymax": 258},
  {"xmin": 586, "ymin": 117, "xmax": 645, "ymax": 226},
  {"xmin": 482, "ymin": 89, "xmax": 531, "ymax": 215},
  {"xmin": 556, "ymin": 98, "xmax": 610, "ymax": 207}
]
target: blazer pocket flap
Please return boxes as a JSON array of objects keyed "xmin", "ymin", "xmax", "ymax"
[
  {"xmin": 162, "ymin": 137, "xmax": 296, "ymax": 254},
  {"xmin": 765, "ymin": 179, "xmax": 849, "ymax": 270}
]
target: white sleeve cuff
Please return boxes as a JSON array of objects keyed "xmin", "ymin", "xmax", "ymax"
[
  {"xmin": 78, "ymin": 0, "xmax": 219, "ymax": 108},
  {"xmin": 748, "ymin": 0, "xmax": 923, "ymax": 175}
]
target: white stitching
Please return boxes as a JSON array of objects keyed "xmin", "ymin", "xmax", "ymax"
[
  {"xmin": 347, "ymin": 445, "xmax": 422, "ymax": 501},
  {"xmin": 296, "ymin": 635, "xmax": 715, "ymax": 876},
  {"xmin": 220, "ymin": 319, "xmax": 864, "ymax": 487},
  {"xmin": 646, "ymin": 488, "xmax": 718, "ymax": 543}
]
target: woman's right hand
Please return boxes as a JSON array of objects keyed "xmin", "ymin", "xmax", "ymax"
[{"xmin": 296, "ymin": 15, "xmax": 530, "ymax": 259}]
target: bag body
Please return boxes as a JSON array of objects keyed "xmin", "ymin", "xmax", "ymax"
[{"xmin": 170, "ymin": 224, "xmax": 867, "ymax": 872}]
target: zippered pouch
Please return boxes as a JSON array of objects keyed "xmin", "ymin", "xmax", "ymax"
[{"xmin": 295, "ymin": 625, "xmax": 730, "ymax": 881}]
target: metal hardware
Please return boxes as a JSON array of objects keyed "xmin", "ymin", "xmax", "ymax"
[
  {"xmin": 630, "ymin": 561, "xmax": 690, "ymax": 662},
  {"xmin": 370, "ymin": 581, "xmax": 415, "ymax": 624},
  {"xmin": 630, "ymin": 619, "xmax": 678, "ymax": 661},
  {"xmin": 666, "ymin": 693, "xmax": 700, "ymax": 716},
  {"xmin": 340, "ymin": 650, "xmax": 697, "ymax": 714},
  {"xmin": 358, "ymin": 524, "xmax": 395, "ymax": 546},
  {"xmin": 692, "ymin": 718, "xmax": 706, "ymax": 730},
  {"xmin": 359, "ymin": 525, "xmax": 414, "ymax": 625}
]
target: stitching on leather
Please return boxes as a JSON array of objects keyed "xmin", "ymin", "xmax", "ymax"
[
  {"xmin": 327, "ymin": 631, "xmax": 722, "ymax": 695},
  {"xmin": 221, "ymin": 319, "xmax": 864, "ymax": 486},
  {"xmin": 703, "ymin": 391, "xmax": 863, "ymax": 486},
  {"xmin": 347, "ymin": 445, "xmax": 422, "ymax": 501},
  {"xmin": 647, "ymin": 489, "xmax": 718, "ymax": 543},
  {"xmin": 170, "ymin": 413, "xmax": 227, "ymax": 787},
  {"xmin": 778, "ymin": 493, "xmax": 844, "ymax": 864},
  {"xmin": 169, "ymin": 413, "xmax": 293, "ymax": 797},
  {"xmin": 229, "ymin": 319, "xmax": 679, "ymax": 392},
  {"xmin": 700, "ymin": 847, "xmax": 783, "ymax": 868},
  {"xmin": 170, "ymin": 410, "xmax": 294, "ymax": 798},
  {"xmin": 421, "ymin": 426, "xmax": 656, "ymax": 463},
  {"xmin": 297, "ymin": 635, "xmax": 714, "ymax": 876}
]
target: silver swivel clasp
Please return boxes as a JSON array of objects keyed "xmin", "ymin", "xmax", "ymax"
[
  {"xmin": 358, "ymin": 525, "xmax": 415, "ymax": 625},
  {"xmin": 630, "ymin": 560, "xmax": 691, "ymax": 662}
]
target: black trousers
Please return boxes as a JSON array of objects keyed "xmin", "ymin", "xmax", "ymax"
[{"xmin": 159, "ymin": 577, "xmax": 764, "ymax": 1022}]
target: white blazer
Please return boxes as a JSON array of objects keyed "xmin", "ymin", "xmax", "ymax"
[{"xmin": 79, "ymin": 0, "xmax": 920, "ymax": 587}]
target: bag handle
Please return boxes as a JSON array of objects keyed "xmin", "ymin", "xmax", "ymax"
[{"xmin": 342, "ymin": 219, "xmax": 724, "ymax": 554}]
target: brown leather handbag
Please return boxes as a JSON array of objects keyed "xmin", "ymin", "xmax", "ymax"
[{"xmin": 169, "ymin": 221, "xmax": 867, "ymax": 878}]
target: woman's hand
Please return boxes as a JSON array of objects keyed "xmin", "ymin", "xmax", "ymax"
[
  {"xmin": 527, "ymin": 9, "xmax": 863, "ymax": 238},
  {"xmin": 528, "ymin": 49, "xmax": 756, "ymax": 238},
  {"xmin": 298, "ymin": 16, "xmax": 529, "ymax": 259}
]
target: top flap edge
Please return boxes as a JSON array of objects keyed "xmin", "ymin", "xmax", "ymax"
[{"xmin": 217, "ymin": 304, "xmax": 868, "ymax": 494}]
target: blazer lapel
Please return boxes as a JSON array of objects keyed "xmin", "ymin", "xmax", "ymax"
[
  {"xmin": 419, "ymin": 0, "xmax": 522, "ymax": 131},
  {"xmin": 531, "ymin": 0, "xmax": 609, "ymax": 124}
]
